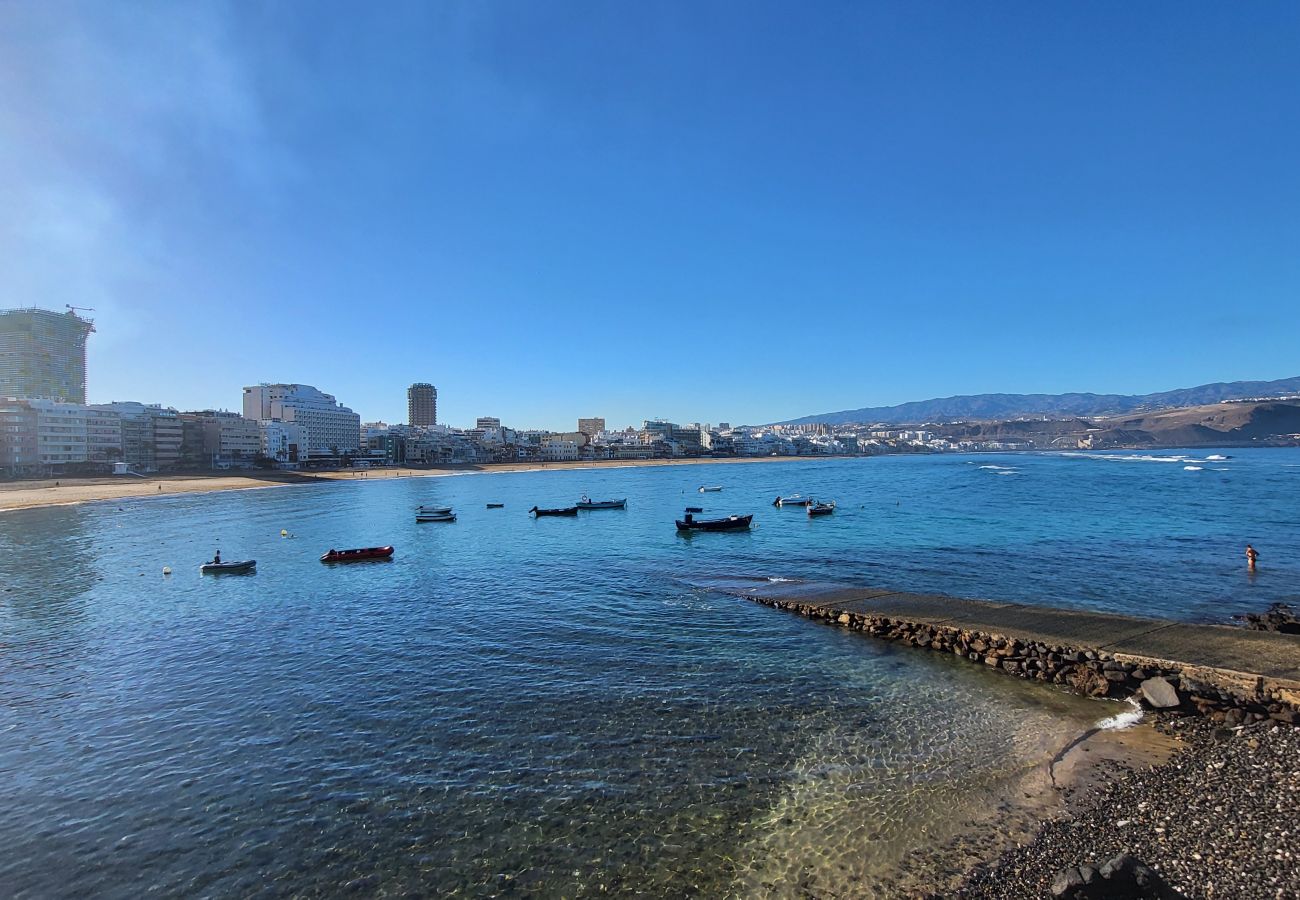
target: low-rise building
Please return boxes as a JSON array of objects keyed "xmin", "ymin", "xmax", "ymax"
[{"xmin": 0, "ymin": 398, "xmax": 89, "ymax": 475}]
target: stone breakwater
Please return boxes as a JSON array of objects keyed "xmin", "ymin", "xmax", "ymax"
[
  {"xmin": 771, "ymin": 599, "xmax": 1300, "ymax": 726},
  {"xmin": 692, "ymin": 578, "xmax": 1300, "ymax": 727}
]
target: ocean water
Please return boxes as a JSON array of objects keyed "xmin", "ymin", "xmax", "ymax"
[{"xmin": 0, "ymin": 448, "xmax": 1296, "ymax": 896}]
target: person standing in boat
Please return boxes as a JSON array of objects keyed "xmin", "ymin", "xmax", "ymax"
[{"xmin": 212, "ymin": 549, "xmax": 221, "ymax": 565}]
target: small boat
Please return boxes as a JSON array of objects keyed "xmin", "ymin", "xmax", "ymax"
[
  {"xmin": 416, "ymin": 511, "xmax": 456, "ymax": 522},
  {"xmin": 675, "ymin": 512, "xmax": 753, "ymax": 532},
  {"xmin": 774, "ymin": 495, "xmax": 813, "ymax": 507},
  {"xmin": 576, "ymin": 496, "xmax": 627, "ymax": 510},
  {"xmin": 486, "ymin": 503, "xmax": 505, "ymax": 509},
  {"xmin": 530, "ymin": 506, "xmax": 579, "ymax": 517},
  {"xmin": 808, "ymin": 501, "xmax": 836, "ymax": 517},
  {"xmin": 320, "ymin": 546, "xmax": 395, "ymax": 563},
  {"xmin": 416, "ymin": 505, "xmax": 452, "ymax": 515},
  {"xmin": 684, "ymin": 506, "xmax": 704, "ymax": 513},
  {"xmin": 200, "ymin": 559, "xmax": 256, "ymax": 574},
  {"xmin": 698, "ymin": 485, "xmax": 723, "ymax": 493}
]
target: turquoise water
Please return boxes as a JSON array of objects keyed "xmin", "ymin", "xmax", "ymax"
[{"xmin": 0, "ymin": 449, "xmax": 1296, "ymax": 896}]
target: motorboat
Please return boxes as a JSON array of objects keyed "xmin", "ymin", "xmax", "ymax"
[
  {"xmin": 698, "ymin": 485, "xmax": 723, "ymax": 493},
  {"xmin": 530, "ymin": 506, "xmax": 579, "ymax": 517},
  {"xmin": 773, "ymin": 495, "xmax": 813, "ymax": 507},
  {"xmin": 200, "ymin": 559, "xmax": 256, "ymax": 574},
  {"xmin": 675, "ymin": 512, "xmax": 753, "ymax": 532},
  {"xmin": 486, "ymin": 503, "xmax": 505, "ymax": 509},
  {"xmin": 576, "ymin": 496, "xmax": 627, "ymax": 510},
  {"xmin": 807, "ymin": 501, "xmax": 836, "ymax": 517},
  {"xmin": 416, "ymin": 511, "xmax": 456, "ymax": 522},
  {"xmin": 416, "ymin": 505, "xmax": 452, "ymax": 515},
  {"xmin": 320, "ymin": 546, "xmax": 395, "ymax": 563}
]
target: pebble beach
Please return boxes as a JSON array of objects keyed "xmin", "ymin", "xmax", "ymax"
[{"xmin": 959, "ymin": 715, "xmax": 1300, "ymax": 898}]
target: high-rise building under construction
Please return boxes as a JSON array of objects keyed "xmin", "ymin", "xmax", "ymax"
[
  {"xmin": 408, "ymin": 382, "xmax": 437, "ymax": 428},
  {"xmin": 0, "ymin": 308, "xmax": 95, "ymax": 403}
]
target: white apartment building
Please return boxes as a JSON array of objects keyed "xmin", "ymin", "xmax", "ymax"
[
  {"xmin": 260, "ymin": 420, "xmax": 306, "ymax": 465},
  {"xmin": 541, "ymin": 438, "xmax": 579, "ymax": 462},
  {"xmin": 243, "ymin": 383, "xmax": 361, "ymax": 458},
  {"xmin": 32, "ymin": 400, "xmax": 88, "ymax": 467}
]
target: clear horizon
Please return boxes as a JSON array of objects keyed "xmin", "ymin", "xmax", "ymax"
[{"xmin": 2, "ymin": 2, "xmax": 1297, "ymax": 429}]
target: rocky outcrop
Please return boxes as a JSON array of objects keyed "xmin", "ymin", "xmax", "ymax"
[
  {"xmin": 1235, "ymin": 603, "xmax": 1300, "ymax": 634},
  {"xmin": 1050, "ymin": 853, "xmax": 1183, "ymax": 899}
]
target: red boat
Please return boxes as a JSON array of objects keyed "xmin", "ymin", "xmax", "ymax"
[{"xmin": 320, "ymin": 546, "xmax": 395, "ymax": 563}]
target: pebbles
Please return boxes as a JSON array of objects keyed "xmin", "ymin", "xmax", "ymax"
[{"xmin": 958, "ymin": 716, "xmax": 1300, "ymax": 899}]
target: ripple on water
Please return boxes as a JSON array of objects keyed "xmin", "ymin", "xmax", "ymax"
[{"xmin": 0, "ymin": 453, "xmax": 1288, "ymax": 894}]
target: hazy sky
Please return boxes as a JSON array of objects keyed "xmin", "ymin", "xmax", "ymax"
[{"xmin": 2, "ymin": 2, "xmax": 1297, "ymax": 429}]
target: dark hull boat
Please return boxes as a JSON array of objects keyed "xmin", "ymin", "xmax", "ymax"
[
  {"xmin": 200, "ymin": 560, "xmax": 256, "ymax": 574},
  {"xmin": 486, "ymin": 503, "xmax": 505, "ymax": 509},
  {"xmin": 530, "ymin": 506, "xmax": 578, "ymax": 517},
  {"xmin": 676, "ymin": 513, "xmax": 753, "ymax": 532},
  {"xmin": 321, "ymin": 546, "xmax": 395, "ymax": 563},
  {"xmin": 808, "ymin": 502, "xmax": 836, "ymax": 517}
]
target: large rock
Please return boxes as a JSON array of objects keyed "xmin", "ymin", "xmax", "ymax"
[{"xmin": 1140, "ymin": 676, "xmax": 1180, "ymax": 708}]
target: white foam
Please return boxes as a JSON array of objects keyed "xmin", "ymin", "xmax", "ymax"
[
  {"xmin": 1205, "ymin": 455, "xmax": 1228, "ymax": 461},
  {"xmin": 1066, "ymin": 453, "xmax": 1190, "ymax": 463},
  {"xmin": 1183, "ymin": 465, "xmax": 1203, "ymax": 471},
  {"xmin": 1096, "ymin": 699, "xmax": 1144, "ymax": 730},
  {"xmin": 977, "ymin": 465, "xmax": 1015, "ymax": 471}
]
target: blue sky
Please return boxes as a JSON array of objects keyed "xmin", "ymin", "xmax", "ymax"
[{"xmin": 1, "ymin": 2, "xmax": 1297, "ymax": 429}]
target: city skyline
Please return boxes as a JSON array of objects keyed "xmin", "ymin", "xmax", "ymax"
[{"xmin": 3, "ymin": 3, "xmax": 1298, "ymax": 427}]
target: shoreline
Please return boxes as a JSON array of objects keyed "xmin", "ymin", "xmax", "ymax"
[
  {"xmin": 957, "ymin": 714, "xmax": 1300, "ymax": 898},
  {"xmin": 0, "ymin": 455, "xmax": 823, "ymax": 513}
]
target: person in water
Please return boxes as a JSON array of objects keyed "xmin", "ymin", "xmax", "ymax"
[{"xmin": 1246, "ymin": 544, "xmax": 1259, "ymax": 571}]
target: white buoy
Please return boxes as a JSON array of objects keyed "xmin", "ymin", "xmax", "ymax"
[
  {"xmin": 280, "ymin": 529, "xmax": 288, "ymax": 537},
  {"xmin": 162, "ymin": 566, "xmax": 172, "ymax": 576}
]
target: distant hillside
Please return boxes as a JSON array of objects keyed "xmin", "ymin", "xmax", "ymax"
[{"xmin": 780, "ymin": 377, "xmax": 1300, "ymax": 426}]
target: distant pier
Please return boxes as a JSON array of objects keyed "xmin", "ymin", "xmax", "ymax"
[{"xmin": 696, "ymin": 576, "xmax": 1300, "ymax": 725}]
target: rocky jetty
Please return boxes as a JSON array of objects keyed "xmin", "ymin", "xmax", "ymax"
[
  {"xmin": 959, "ymin": 717, "xmax": 1300, "ymax": 898},
  {"xmin": 757, "ymin": 599, "xmax": 1300, "ymax": 725}
]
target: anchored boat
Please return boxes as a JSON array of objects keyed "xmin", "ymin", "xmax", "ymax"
[
  {"xmin": 416, "ymin": 511, "xmax": 456, "ymax": 522},
  {"xmin": 675, "ymin": 512, "xmax": 753, "ymax": 532},
  {"xmin": 808, "ymin": 501, "xmax": 836, "ymax": 517},
  {"xmin": 200, "ymin": 559, "xmax": 256, "ymax": 574},
  {"xmin": 774, "ymin": 495, "xmax": 813, "ymax": 507},
  {"xmin": 530, "ymin": 506, "xmax": 578, "ymax": 517},
  {"xmin": 576, "ymin": 496, "xmax": 627, "ymax": 510},
  {"xmin": 320, "ymin": 546, "xmax": 395, "ymax": 563},
  {"xmin": 698, "ymin": 485, "xmax": 723, "ymax": 493}
]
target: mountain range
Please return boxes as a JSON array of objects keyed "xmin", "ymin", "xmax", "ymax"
[{"xmin": 779, "ymin": 376, "xmax": 1300, "ymax": 426}]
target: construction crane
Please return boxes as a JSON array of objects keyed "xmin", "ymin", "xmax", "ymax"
[{"xmin": 65, "ymin": 305, "xmax": 96, "ymax": 314}]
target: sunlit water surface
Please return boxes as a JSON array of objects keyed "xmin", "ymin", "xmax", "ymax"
[{"xmin": 1, "ymin": 449, "xmax": 1296, "ymax": 896}]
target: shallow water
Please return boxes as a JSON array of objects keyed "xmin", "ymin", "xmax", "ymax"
[{"xmin": 0, "ymin": 449, "xmax": 1293, "ymax": 895}]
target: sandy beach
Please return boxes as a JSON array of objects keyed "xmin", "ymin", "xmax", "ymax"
[{"xmin": 0, "ymin": 455, "xmax": 814, "ymax": 513}]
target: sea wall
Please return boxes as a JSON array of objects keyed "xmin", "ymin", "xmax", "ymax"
[{"xmin": 755, "ymin": 596, "xmax": 1300, "ymax": 726}]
